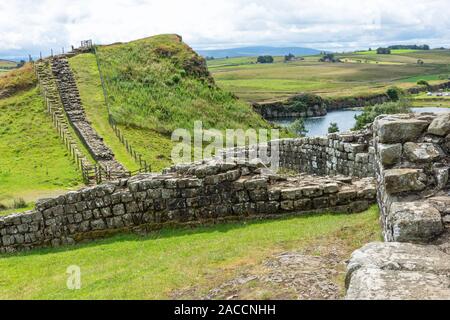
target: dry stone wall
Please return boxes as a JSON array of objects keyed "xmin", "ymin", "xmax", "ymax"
[
  {"xmin": 346, "ymin": 112, "xmax": 450, "ymax": 300},
  {"xmin": 51, "ymin": 57, "xmax": 127, "ymax": 178},
  {"xmin": 221, "ymin": 129, "xmax": 375, "ymax": 178},
  {"xmin": 0, "ymin": 159, "xmax": 376, "ymax": 253}
]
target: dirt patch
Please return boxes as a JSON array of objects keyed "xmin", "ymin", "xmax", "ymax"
[{"xmin": 172, "ymin": 237, "xmax": 355, "ymax": 300}]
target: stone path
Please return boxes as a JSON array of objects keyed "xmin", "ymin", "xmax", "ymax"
[{"xmin": 50, "ymin": 57, "xmax": 127, "ymax": 179}]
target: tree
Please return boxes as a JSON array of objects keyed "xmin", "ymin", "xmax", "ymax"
[
  {"xmin": 257, "ymin": 55, "xmax": 274, "ymax": 64},
  {"xmin": 417, "ymin": 59, "xmax": 424, "ymax": 65},
  {"xmin": 289, "ymin": 118, "xmax": 308, "ymax": 137},
  {"xmin": 319, "ymin": 53, "xmax": 336, "ymax": 62},
  {"xmin": 284, "ymin": 53, "xmax": 295, "ymax": 62},
  {"xmin": 377, "ymin": 47, "xmax": 391, "ymax": 54},
  {"xmin": 328, "ymin": 122, "xmax": 339, "ymax": 133},
  {"xmin": 386, "ymin": 86, "xmax": 404, "ymax": 101},
  {"xmin": 417, "ymin": 79, "xmax": 429, "ymax": 87}
]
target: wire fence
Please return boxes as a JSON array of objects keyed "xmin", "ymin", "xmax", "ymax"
[
  {"xmin": 34, "ymin": 62, "xmax": 96, "ymax": 184},
  {"xmin": 93, "ymin": 45, "xmax": 151, "ymax": 173}
]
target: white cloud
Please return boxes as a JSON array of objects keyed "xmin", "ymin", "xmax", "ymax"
[{"xmin": 1, "ymin": 0, "xmax": 450, "ymax": 58}]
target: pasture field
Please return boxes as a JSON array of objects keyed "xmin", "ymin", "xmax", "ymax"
[
  {"xmin": 208, "ymin": 50, "xmax": 450, "ymax": 102},
  {"xmin": 0, "ymin": 206, "xmax": 380, "ymax": 299},
  {"xmin": 0, "ymin": 88, "xmax": 83, "ymax": 209}
]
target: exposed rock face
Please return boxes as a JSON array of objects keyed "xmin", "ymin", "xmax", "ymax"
[{"xmin": 346, "ymin": 242, "xmax": 450, "ymax": 300}]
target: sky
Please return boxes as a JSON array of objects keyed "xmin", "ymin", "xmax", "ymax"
[{"xmin": 1, "ymin": 0, "xmax": 449, "ymax": 59}]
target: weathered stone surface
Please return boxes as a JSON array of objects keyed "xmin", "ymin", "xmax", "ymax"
[
  {"xmin": 377, "ymin": 118, "xmax": 429, "ymax": 144},
  {"xmin": 378, "ymin": 143, "xmax": 402, "ymax": 166},
  {"xmin": 403, "ymin": 142, "xmax": 443, "ymax": 162},
  {"xmin": 383, "ymin": 169, "xmax": 425, "ymax": 194},
  {"xmin": 346, "ymin": 242, "xmax": 450, "ymax": 300},
  {"xmin": 427, "ymin": 113, "xmax": 450, "ymax": 136},
  {"xmin": 390, "ymin": 202, "xmax": 443, "ymax": 242}
]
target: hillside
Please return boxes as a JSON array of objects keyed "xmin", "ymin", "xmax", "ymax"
[
  {"xmin": 95, "ymin": 34, "xmax": 270, "ymax": 132},
  {"xmin": 198, "ymin": 46, "xmax": 321, "ymax": 59},
  {"xmin": 0, "ymin": 82, "xmax": 82, "ymax": 210}
]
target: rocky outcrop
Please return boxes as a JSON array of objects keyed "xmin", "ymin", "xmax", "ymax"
[
  {"xmin": 51, "ymin": 57, "xmax": 127, "ymax": 178},
  {"xmin": 253, "ymin": 94, "xmax": 327, "ymax": 119},
  {"xmin": 0, "ymin": 159, "xmax": 376, "ymax": 253}
]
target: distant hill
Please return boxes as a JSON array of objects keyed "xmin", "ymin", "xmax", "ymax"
[{"xmin": 197, "ymin": 46, "xmax": 321, "ymax": 58}]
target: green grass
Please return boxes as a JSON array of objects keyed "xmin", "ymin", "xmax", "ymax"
[
  {"xmin": 355, "ymin": 49, "xmax": 419, "ymax": 55},
  {"xmin": 96, "ymin": 34, "xmax": 270, "ymax": 132},
  {"xmin": 208, "ymin": 50, "xmax": 450, "ymax": 102},
  {"xmin": 68, "ymin": 54, "xmax": 140, "ymax": 171},
  {"xmin": 0, "ymin": 205, "xmax": 380, "ymax": 299},
  {"xmin": 0, "ymin": 88, "xmax": 83, "ymax": 204}
]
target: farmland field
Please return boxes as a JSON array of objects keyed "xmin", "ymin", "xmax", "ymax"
[{"xmin": 208, "ymin": 50, "xmax": 450, "ymax": 102}]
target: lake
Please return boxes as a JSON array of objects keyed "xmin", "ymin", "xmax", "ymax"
[{"xmin": 273, "ymin": 107, "xmax": 450, "ymax": 137}]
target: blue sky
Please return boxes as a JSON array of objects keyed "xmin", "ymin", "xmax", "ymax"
[{"xmin": 1, "ymin": 0, "xmax": 449, "ymax": 59}]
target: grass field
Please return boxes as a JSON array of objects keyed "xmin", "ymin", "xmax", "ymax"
[
  {"xmin": 0, "ymin": 88, "xmax": 83, "ymax": 208},
  {"xmin": 208, "ymin": 50, "xmax": 450, "ymax": 102},
  {"xmin": 0, "ymin": 206, "xmax": 380, "ymax": 299}
]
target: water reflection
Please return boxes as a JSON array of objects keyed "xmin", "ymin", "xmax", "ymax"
[{"xmin": 273, "ymin": 107, "xmax": 449, "ymax": 137}]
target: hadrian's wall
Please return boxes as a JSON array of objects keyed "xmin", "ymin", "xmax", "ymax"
[
  {"xmin": 0, "ymin": 160, "xmax": 376, "ymax": 253},
  {"xmin": 222, "ymin": 128, "xmax": 375, "ymax": 178},
  {"xmin": 346, "ymin": 112, "xmax": 450, "ymax": 300}
]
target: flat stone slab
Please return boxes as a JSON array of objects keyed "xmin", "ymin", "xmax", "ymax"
[{"xmin": 346, "ymin": 242, "xmax": 450, "ymax": 300}]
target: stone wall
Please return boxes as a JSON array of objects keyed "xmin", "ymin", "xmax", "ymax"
[
  {"xmin": 221, "ymin": 129, "xmax": 375, "ymax": 178},
  {"xmin": 0, "ymin": 159, "xmax": 376, "ymax": 253},
  {"xmin": 51, "ymin": 57, "xmax": 127, "ymax": 178},
  {"xmin": 345, "ymin": 112, "xmax": 450, "ymax": 300}
]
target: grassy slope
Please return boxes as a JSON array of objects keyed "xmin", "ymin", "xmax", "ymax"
[
  {"xmin": 0, "ymin": 206, "xmax": 380, "ymax": 299},
  {"xmin": 209, "ymin": 50, "xmax": 450, "ymax": 102},
  {"xmin": 96, "ymin": 34, "xmax": 270, "ymax": 132},
  {"xmin": 0, "ymin": 63, "xmax": 36, "ymax": 98},
  {"xmin": 69, "ymin": 53, "xmax": 175, "ymax": 172},
  {"xmin": 68, "ymin": 54, "xmax": 140, "ymax": 171},
  {"xmin": 0, "ymin": 88, "xmax": 83, "ymax": 207}
]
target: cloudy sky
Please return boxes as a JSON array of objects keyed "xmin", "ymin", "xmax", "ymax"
[{"xmin": 1, "ymin": 0, "xmax": 449, "ymax": 59}]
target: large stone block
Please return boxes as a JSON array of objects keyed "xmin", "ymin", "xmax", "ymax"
[
  {"xmin": 346, "ymin": 242, "xmax": 450, "ymax": 300},
  {"xmin": 383, "ymin": 169, "xmax": 426, "ymax": 194},
  {"xmin": 404, "ymin": 142, "xmax": 443, "ymax": 163},
  {"xmin": 427, "ymin": 113, "xmax": 450, "ymax": 136},
  {"xmin": 377, "ymin": 119, "xmax": 429, "ymax": 143},
  {"xmin": 378, "ymin": 143, "xmax": 402, "ymax": 166},
  {"xmin": 390, "ymin": 202, "xmax": 444, "ymax": 242}
]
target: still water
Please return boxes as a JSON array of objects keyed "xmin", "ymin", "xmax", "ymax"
[{"xmin": 273, "ymin": 107, "xmax": 450, "ymax": 137}]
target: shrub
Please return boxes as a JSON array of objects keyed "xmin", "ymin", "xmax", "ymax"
[
  {"xmin": 13, "ymin": 198, "xmax": 27, "ymax": 209},
  {"xmin": 417, "ymin": 80, "xmax": 429, "ymax": 87},
  {"xmin": 328, "ymin": 122, "xmax": 339, "ymax": 133},
  {"xmin": 257, "ymin": 56, "xmax": 274, "ymax": 64},
  {"xmin": 376, "ymin": 47, "xmax": 391, "ymax": 54},
  {"xmin": 353, "ymin": 99, "xmax": 411, "ymax": 130},
  {"xmin": 386, "ymin": 86, "xmax": 404, "ymax": 101},
  {"xmin": 289, "ymin": 118, "xmax": 308, "ymax": 137}
]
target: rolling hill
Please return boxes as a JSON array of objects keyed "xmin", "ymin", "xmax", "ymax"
[{"xmin": 198, "ymin": 46, "xmax": 321, "ymax": 58}]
